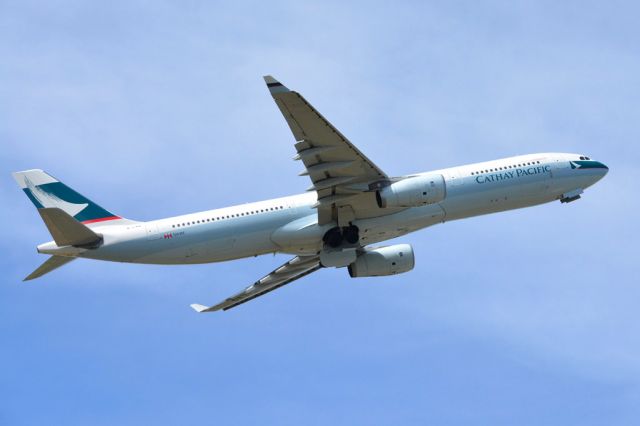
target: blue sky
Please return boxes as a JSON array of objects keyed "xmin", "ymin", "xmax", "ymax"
[{"xmin": 1, "ymin": 1, "xmax": 639, "ymax": 424}]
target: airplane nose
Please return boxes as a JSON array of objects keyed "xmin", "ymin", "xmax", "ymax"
[
  {"xmin": 598, "ymin": 161, "xmax": 609, "ymax": 176},
  {"xmin": 590, "ymin": 160, "xmax": 608, "ymax": 184}
]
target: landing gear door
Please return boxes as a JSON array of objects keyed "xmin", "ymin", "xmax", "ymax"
[{"xmin": 145, "ymin": 223, "xmax": 162, "ymax": 240}]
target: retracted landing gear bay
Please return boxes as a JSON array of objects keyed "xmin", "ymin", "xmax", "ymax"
[{"xmin": 322, "ymin": 225, "xmax": 360, "ymax": 248}]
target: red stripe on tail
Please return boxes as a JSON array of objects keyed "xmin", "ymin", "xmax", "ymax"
[{"xmin": 81, "ymin": 216, "xmax": 121, "ymax": 224}]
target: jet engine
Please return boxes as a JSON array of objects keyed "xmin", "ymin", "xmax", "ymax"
[
  {"xmin": 348, "ymin": 244, "xmax": 415, "ymax": 277},
  {"xmin": 376, "ymin": 174, "xmax": 445, "ymax": 208}
]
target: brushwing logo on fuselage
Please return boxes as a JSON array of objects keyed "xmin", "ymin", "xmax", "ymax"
[{"xmin": 24, "ymin": 176, "xmax": 88, "ymax": 217}]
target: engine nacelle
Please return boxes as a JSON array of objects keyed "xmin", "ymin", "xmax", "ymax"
[
  {"xmin": 348, "ymin": 244, "xmax": 415, "ymax": 277},
  {"xmin": 376, "ymin": 174, "xmax": 445, "ymax": 208}
]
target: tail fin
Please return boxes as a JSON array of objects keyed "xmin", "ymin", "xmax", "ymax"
[
  {"xmin": 24, "ymin": 255, "xmax": 76, "ymax": 281},
  {"xmin": 12, "ymin": 169, "xmax": 124, "ymax": 225}
]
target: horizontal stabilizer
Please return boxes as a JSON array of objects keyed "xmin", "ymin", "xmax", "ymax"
[
  {"xmin": 24, "ymin": 255, "xmax": 75, "ymax": 281},
  {"xmin": 38, "ymin": 207, "xmax": 102, "ymax": 247}
]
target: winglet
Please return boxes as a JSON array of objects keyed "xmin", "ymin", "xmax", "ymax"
[
  {"xmin": 190, "ymin": 303, "xmax": 213, "ymax": 313},
  {"xmin": 263, "ymin": 75, "xmax": 290, "ymax": 94}
]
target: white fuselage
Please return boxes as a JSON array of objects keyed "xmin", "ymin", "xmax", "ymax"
[{"xmin": 38, "ymin": 152, "xmax": 607, "ymax": 265}]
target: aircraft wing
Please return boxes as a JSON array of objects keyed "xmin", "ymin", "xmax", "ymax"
[
  {"xmin": 190, "ymin": 255, "xmax": 321, "ymax": 312},
  {"xmin": 264, "ymin": 76, "xmax": 390, "ymax": 225}
]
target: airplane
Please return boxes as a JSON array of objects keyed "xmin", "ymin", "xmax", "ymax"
[{"xmin": 13, "ymin": 76, "xmax": 608, "ymax": 312}]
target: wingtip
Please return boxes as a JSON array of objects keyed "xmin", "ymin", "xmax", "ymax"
[
  {"xmin": 263, "ymin": 75, "xmax": 290, "ymax": 94},
  {"xmin": 263, "ymin": 75, "xmax": 278, "ymax": 84},
  {"xmin": 190, "ymin": 303, "xmax": 210, "ymax": 313},
  {"xmin": 190, "ymin": 303, "xmax": 217, "ymax": 313}
]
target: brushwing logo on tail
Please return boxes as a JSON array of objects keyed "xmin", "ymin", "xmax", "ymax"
[{"xmin": 24, "ymin": 176, "xmax": 88, "ymax": 217}]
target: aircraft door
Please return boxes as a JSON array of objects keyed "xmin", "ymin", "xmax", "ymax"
[
  {"xmin": 145, "ymin": 223, "xmax": 162, "ymax": 240},
  {"xmin": 446, "ymin": 169, "xmax": 463, "ymax": 186}
]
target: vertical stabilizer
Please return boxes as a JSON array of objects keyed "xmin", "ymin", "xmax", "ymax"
[{"xmin": 12, "ymin": 169, "xmax": 126, "ymax": 225}]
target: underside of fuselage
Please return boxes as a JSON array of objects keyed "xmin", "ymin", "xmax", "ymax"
[
  {"xmin": 71, "ymin": 152, "xmax": 606, "ymax": 266},
  {"xmin": 16, "ymin": 153, "xmax": 607, "ymax": 291}
]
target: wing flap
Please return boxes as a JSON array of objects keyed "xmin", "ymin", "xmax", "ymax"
[
  {"xmin": 264, "ymin": 76, "xmax": 389, "ymax": 225},
  {"xmin": 191, "ymin": 256, "xmax": 321, "ymax": 312}
]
